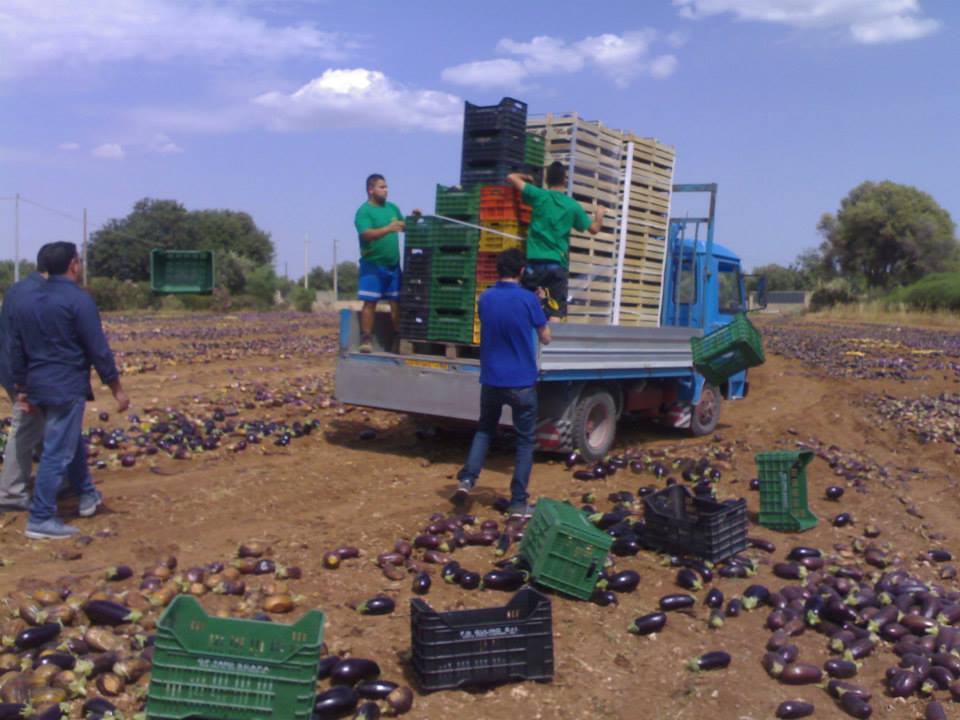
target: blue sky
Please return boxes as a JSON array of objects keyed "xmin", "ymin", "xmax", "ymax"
[{"xmin": 1, "ymin": 0, "xmax": 956, "ymax": 277}]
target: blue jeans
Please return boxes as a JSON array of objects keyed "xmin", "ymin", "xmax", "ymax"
[
  {"xmin": 458, "ymin": 385, "xmax": 538, "ymax": 505},
  {"xmin": 29, "ymin": 399, "xmax": 95, "ymax": 523}
]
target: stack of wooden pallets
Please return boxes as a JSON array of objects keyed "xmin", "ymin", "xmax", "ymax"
[
  {"xmin": 613, "ymin": 133, "xmax": 675, "ymax": 326},
  {"xmin": 526, "ymin": 114, "xmax": 675, "ymax": 327}
]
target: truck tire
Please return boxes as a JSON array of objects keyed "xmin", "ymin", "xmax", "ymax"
[
  {"xmin": 689, "ymin": 383, "xmax": 721, "ymax": 436},
  {"xmin": 572, "ymin": 388, "xmax": 617, "ymax": 462}
]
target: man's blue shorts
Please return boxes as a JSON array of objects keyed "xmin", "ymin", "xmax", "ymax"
[{"xmin": 358, "ymin": 259, "xmax": 401, "ymax": 302}]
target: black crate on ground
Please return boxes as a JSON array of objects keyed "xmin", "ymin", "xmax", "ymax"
[
  {"xmin": 641, "ymin": 485, "xmax": 747, "ymax": 563},
  {"xmin": 463, "ymin": 97, "xmax": 527, "ymax": 134},
  {"xmin": 411, "ymin": 587, "xmax": 553, "ymax": 691},
  {"xmin": 399, "ymin": 306, "xmax": 430, "ymax": 340}
]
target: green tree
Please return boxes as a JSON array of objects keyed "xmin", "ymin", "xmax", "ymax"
[
  {"xmin": 245, "ymin": 265, "xmax": 279, "ymax": 309},
  {"xmin": 88, "ymin": 198, "xmax": 275, "ymax": 281},
  {"xmin": 749, "ymin": 263, "xmax": 805, "ymax": 291},
  {"xmin": 289, "ymin": 285, "xmax": 317, "ymax": 312},
  {"xmin": 0, "ymin": 260, "xmax": 37, "ymax": 295},
  {"xmin": 306, "ymin": 266, "xmax": 333, "ymax": 291},
  {"xmin": 335, "ymin": 261, "xmax": 358, "ymax": 298},
  {"xmin": 818, "ymin": 181, "xmax": 958, "ymax": 288}
]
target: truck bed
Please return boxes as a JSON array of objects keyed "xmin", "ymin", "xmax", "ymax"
[{"xmin": 334, "ymin": 311, "xmax": 701, "ymax": 423}]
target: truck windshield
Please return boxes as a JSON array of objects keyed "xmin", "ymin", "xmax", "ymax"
[{"xmin": 718, "ymin": 262, "xmax": 742, "ymax": 314}]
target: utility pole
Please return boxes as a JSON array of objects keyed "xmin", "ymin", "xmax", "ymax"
[
  {"xmin": 284, "ymin": 262, "xmax": 288, "ymax": 280},
  {"xmin": 82, "ymin": 208, "xmax": 88, "ymax": 286},
  {"xmin": 14, "ymin": 193, "xmax": 20, "ymax": 283},
  {"xmin": 332, "ymin": 238, "xmax": 338, "ymax": 298},
  {"xmin": 303, "ymin": 234, "xmax": 309, "ymax": 289}
]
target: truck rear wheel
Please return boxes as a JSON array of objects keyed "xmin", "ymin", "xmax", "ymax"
[
  {"xmin": 572, "ymin": 388, "xmax": 617, "ymax": 462},
  {"xmin": 689, "ymin": 383, "xmax": 721, "ymax": 436}
]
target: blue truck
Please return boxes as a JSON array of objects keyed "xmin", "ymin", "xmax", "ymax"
[{"xmin": 335, "ymin": 184, "xmax": 764, "ymax": 461}]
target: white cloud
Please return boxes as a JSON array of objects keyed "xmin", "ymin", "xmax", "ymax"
[
  {"xmin": 58, "ymin": 142, "xmax": 80, "ymax": 151},
  {"xmin": 0, "ymin": 0, "xmax": 350, "ymax": 81},
  {"xmin": 673, "ymin": 0, "xmax": 941, "ymax": 44},
  {"xmin": 442, "ymin": 30, "xmax": 677, "ymax": 89},
  {"xmin": 147, "ymin": 134, "xmax": 184, "ymax": 154},
  {"xmin": 92, "ymin": 143, "xmax": 124, "ymax": 159},
  {"xmin": 253, "ymin": 69, "xmax": 463, "ymax": 133}
]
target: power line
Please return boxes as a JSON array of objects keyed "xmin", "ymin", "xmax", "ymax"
[{"xmin": 18, "ymin": 196, "xmax": 83, "ymax": 223}]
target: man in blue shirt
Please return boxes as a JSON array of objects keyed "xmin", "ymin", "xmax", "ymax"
[
  {"xmin": 452, "ymin": 248, "xmax": 551, "ymax": 518},
  {"xmin": 0, "ymin": 245, "xmax": 51, "ymax": 511},
  {"xmin": 10, "ymin": 242, "xmax": 130, "ymax": 539}
]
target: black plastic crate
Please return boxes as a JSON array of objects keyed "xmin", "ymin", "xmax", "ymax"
[
  {"xmin": 411, "ymin": 587, "xmax": 553, "ymax": 691},
  {"xmin": 462, "ymin": 132, "xmax": 526, "ymax": 165},
  {"xmin": 399, "ymin": 306, "xmax": 429, "ymax": 340},
  {"xmin": 641, "ymin": 485, "xmax": 747, "ymax": 563},
  {"xmin": 404, "ymin": 246, "xmax": 432, "ymax": 276},
  {"xmin": 463, "ymin": 98, "xmax": 527, "ymax": 134}
]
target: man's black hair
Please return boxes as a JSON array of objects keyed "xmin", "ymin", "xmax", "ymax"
[
  {"xmin": 546, "ymin": 161, "xmax": 566, "ymax": 188},
  {"xmin": 366, "ymin": 173, "xmax": 385, "ymax": 192},
  {"xmin": 43, "ymin": 241, "xmax": 78, "ymax": 275},
  {"xmin": 36, "ymin": 243, "xmax": 55, "ymax": 274},
  {"xmin": 496, "ymin": 248, "xmax": 525, "ymax": 279}
]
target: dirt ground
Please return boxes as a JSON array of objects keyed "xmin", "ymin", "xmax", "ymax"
[{"xmin": 2, "ymin": 311, "xmax": 959, "ymax": 720}]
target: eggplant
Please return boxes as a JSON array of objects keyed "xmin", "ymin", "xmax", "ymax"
[
  {"xmin": 687, "ymin": 651, "xmax": 730, "ymax": 671},
  {"xmin": 82, "ymin": 698, "xmax": 117, "ymax": 717},
  {"xmin": 385, "ymin": 686, "xmax": 413, "ymax": 715},
  {"xmin": 628, "ymin": 612, "xmax": 667, "ymax": 635},
  {"xmin": 0, "ymin": 706, "xmax": 25, "ymax": 720},
  {"xmin": 705, "ymin": 588, "xmax": 724, "ymax": 609},
  {"xmin": 482, "ymin": 569, "xmax": 527, "ymax": 592},
  {"xmin": 495, "ymin": 533, "xmax": 511, "ymax": 556},
  {"xmin": 605, "ymin": 570, "xmax": 640, "ymax": 593},
  {"xmin": 926, "ymin": 701, "xmax": 947, "ymax": 720},
  {"xmin": 591, "ymin": 589, "xmax": 618, "ymax": 607},
  {"xmin": 356, "ymin": 596, "xmax": 395, "ymax": 616},
  {"xmin": 776, "ymin": 701, "xmax": 814, "ymax": 719},
  {"xmin": 660, "ymin": 594, "xmax": 695, "ymax": 612},
  {"xmin": 441, "ymin": 561, "xmax": 462, "ymax": 584},
  {"xmin": 726, "ymin": 598, "xmax": 742, "ymax": 617},
  {"xmin": 573, "ymin": 470, "xmax": 595, "ymax": 481},
  {"xmin": 564, "ymin": 451, "xmax": 583, "ymax": 469},
  {"xmin": 34, "ymin": 651, "xmax": 75, "ymax": 671},
  {"xmin": 355, "ymin": 702, "xmax": 381, "ymax": 720},
  {"xmin": 824, "ymin": 658, "xmax": 859, "ymax": 679},
  {"xmin": 787, "ymin": 546, "xmax": 821, "ymax": 560},
  {"xmin": 928, "ymin": 549, "xmax": 953, "ymax": 563},
  {"xmin": 314, "ymin": 685, "xmax": 358, "ymax": 718},
  {"xmin": 826, "ymin": 680, "xmax": 871, "ymax": 701},
  {"xmin": 708, "ymin": 609, "xmax": 724, "ymax": 629},
  {"xmin": 779, "ymin": 662, "xmax": 822, "ymax": 685},
  {"xmin": 458, "ymin": 571, "xmax": 481, "ymax": 590},
  {"xmin": 83, "ymin": 600, "xmax": 140, "ymax": 627},
  {"xmin": 839, "ymin": 692, "xmax": 871, "ymax": 719},
  {"xmin": 104, "ymin": 565, "xmax": 133, "ymax": 582},
  {"xmin": 411, "ymin": 572, "xmax": 431, "ymax": 595},
  {"xmin": 332, "ymin": 658, "xmax": 380, "ymax": 684},
  {"xmin": 317, "ymin": 655, "xmax": 342, "ymax": 680},
  {"xmin": 610, "ymin": 536, "xmax": 641, "ymax": 557},
  {"xmin": 926, "ymin": 666, "xmax": 953, "ymax": 691},
  {"xmin": 888, "ymin": 669, "xmax": 921, "ymax": 697},
  {"xmin": 748, "ymin": 537, "xmax": 776, "ymax": 553},
  {"xmin": 773, "ymin": 563, "xmax": 807, "ymax": 581},
  {"xmin": 676, "ymin": 568, "xmax": 702, "ymax": 591},
  {"xmin": 762, "ymin": 652, "xmax": 785, "ymax": 679},
  {"xmin": 14, "ymin": 623, "xmax": 60, "ymax": 650},
  {"xmin": 833, "ymin": 512, "xmax": 853, "ymax": 527},
  {"xmin": 742, "ymin": 585, "xmax": 771, "ymax": 610},
  {"xmin": 826, "ymin": 485, "xmax": 845, "ymax": 500}
]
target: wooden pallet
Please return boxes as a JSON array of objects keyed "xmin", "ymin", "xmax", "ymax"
[{"xmin": 397, "ymin": 338, "xmax": 480, "ymax": 360}]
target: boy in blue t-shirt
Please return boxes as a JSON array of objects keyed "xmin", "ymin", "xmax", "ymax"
[{"xmin": 452, "ymin": 248, "xmax": 551, "ymax": 518}]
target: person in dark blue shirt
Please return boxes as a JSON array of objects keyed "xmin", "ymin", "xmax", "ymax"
[
  {"xmin": 0, "ymin": 245, "xmax": 51, "ymax": 511},
  {"xmin": 10, "ymin": 241, "xmax": 130, "ymax": 539},
  {"xmin": 452, "ymin": 248, "xmax": 551, "ymax": 518}
]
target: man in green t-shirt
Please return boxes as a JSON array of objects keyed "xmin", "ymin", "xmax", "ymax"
[
  {"xmin": 353, "ymin": 173, "xmax": 419, "ymax": 352},
  {"xmin": 507, "ymin": 161, "xmax": 604, "ymax": 318}
]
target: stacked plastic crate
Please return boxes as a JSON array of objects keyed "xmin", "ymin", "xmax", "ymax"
[
  {"xmin": 460, "ymin": 98, "xmax": 529, "ymax": 187},
  {"xmin": 613, "ymin": 133, "xmax": 676, "ymax": 326},
  {"xmin": 399, "ymin": 220, "xmax": 435, "ymax": 339},
  {"xmin": 472, "ymin": 186, "xmax": 530, "ymax": 343},
  {"xmin": 526, "ymin": 113, "xmax": 625, "ymax": 325}
]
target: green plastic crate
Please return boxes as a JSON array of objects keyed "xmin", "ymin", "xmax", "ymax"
[
  {"xmin": 431, "ymin": 276, "xmax": 475, "ymax": 311},
  {"xmin": 520, "ymin": 498, "xmax": 613, "ymax": 600},
  {"xmin": 428, "ymin": 307, "xmax": 474, "ymax": 343},
  {"xmin": 756, "ymin": 450, "xmax": 818, "ymax": 532},
  {"xmin": 524, "ymin": 133, "xmax": 545, "ymax": 167},
  {"xmin": 150, "ymin": 250, "xmax": 215, "ymax": 294},
  {"xmin": 436, "ymin": 184, "xmax": 480, "ymax": 219},
  {"xmin": 406, "ymin": 217, "xmax": 479, "ymax": 249},
  {"xmin": 146, "ymin": 595, "xmax": 325, "ymax": 720},
  {"xmin": 691, "ymin": 313, "xmax": 765, "ymax": 385},
  {"xmin": 432, "ymin": 246, "xmax": 477, "ymax": 278},
  {"xmin": 405, "ymin": 216, "xmax": 438, "ymax": 248}
]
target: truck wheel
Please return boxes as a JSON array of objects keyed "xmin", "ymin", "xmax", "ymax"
[
  {"xmin": 572, "ymin": 389, "xmax": 617, "ymax": 462},
  {"xmin": 689, "ymin": 384, "xmax": 721, "ymax": 436}
]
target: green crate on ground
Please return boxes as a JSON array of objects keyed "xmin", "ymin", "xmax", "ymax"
[
  {"xmin": 146, "ymin": 595, "xmax": 325, "ymax": 720},
  {"xmin": 691, "ymin": 313, "xmax": 765, "ymax": 385},
  {"xmin": 756, "ymin": 450, "xmax": 818, "ymax": 532},
  {"xmin": 436, "ymin": 184, "xmax": 480, "ymax": 219},
  {"xmin": 150, "ymin": 250, "xmax": 215, "ymax": 294},
  {"xmin": 431, "ymin": 276, "xmax": 476, "ymax": 311},
  {"xmin": 520, "ymin": 498, "xmax": 612, "ymax": 600},
  {"xmin": 524, "ymin": 133, "xmax": 545, "ymax": 166},
  {"xmin": 428, "ymin": 307, "xmax": 474, "ymax": 343},
  {"xmin": 432, "ymin": 246, "xmax": 477, "ymax": 278}
]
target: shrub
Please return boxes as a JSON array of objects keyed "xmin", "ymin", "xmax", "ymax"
[
  {"xmin": 809, "ymin": 287, "xmax": 854, "ymax": 312},
  {"xmin": 289, "ymin": 285, "xmax": 317, "ymax": 312}
]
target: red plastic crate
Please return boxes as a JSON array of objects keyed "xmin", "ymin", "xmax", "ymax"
[{"xmin": 476, "ymin": 252, "xmax": 499, "ymax": 285}]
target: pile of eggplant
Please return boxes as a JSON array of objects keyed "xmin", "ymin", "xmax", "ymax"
[
  {"xmin": 0, "ymin": 541, "xmax": 312, "ymax": 719},
  {"xmin": 313, "ymin": 656, "xmax": 413, "ymax": 719}
]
